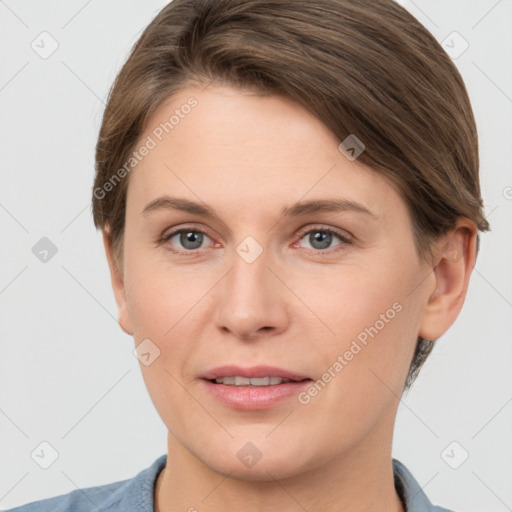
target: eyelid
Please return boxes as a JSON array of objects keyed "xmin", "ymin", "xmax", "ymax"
[
  {"xmin": 289, "ymin": 226, "xmax": 353, "ymax": 257},
  {"xmin": 159, "ymin": 224, "xmax": 216, "ymax": 256},
  {"xmin": 159, "ymin": 223, "xmax": 354, "ymax": 255},
  {"xmin": 294, "ymin": 224, "xmax": 354, "ymax": 244}
]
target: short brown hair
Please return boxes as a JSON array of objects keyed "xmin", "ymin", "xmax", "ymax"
[{"xmin": 92, "ymin": 0, "xmax": 489, "ymax": 389}]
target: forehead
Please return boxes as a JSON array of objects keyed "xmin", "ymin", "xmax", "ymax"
[{"xmin": 126, "ymin": 85, "xmax": 404, "ymax": 223}]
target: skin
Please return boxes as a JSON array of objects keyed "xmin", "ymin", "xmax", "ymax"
[{"xmin": 102, "ymin": 84, "xmax": 477, "ymax": 512}]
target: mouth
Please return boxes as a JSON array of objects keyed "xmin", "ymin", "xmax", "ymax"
[
  {"xmin": 208, "ymin": 376, "xmax": 299, "ymax": 386},
  {"xmin": 201, "ymin": 365, "xmax": 311, "ymax": 385},
  {"xmin": 199, "ymin": 366, "xmax": 312, "ymax": 410}
]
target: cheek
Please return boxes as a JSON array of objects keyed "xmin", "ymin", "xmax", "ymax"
[
  {"xmin": 124, "ymin": 250, "xmax": 208, "ymax": 341},
  {"xmin": 292, "ymin": 276, "xmax": 417, "ymax": 450},
  {"xmin": 124, "ymin": 262, "xmax": 207, "ymax": 425},
  {"xmin": 123, "ymin": 255, "xmax": 216, "ymax": 394},
  {"xmin": 297, "ymin": 261, "xmax": 421, "ymax": 393}
]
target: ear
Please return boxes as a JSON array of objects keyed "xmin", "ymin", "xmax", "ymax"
[
  {"xmin": 418, "ymin": 218, "xmax": 478, "ymax": 341},
  {"xmin": 102, "ymin": 228, "xmax": 133, "ymax": 336}
]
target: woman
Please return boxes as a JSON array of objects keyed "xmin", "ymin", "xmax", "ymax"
[{"xmin": 8, "ymin": 0, "xmax": 489, "ymax": 510}]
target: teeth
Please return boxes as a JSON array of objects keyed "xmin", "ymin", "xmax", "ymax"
[
  {"xmin": 250, "ymin": 377, "xmax": 270, "ymax": 386},
  {"xmin": 213, "ymin": 376, "xmax": 293, "ymax": 386},
  {"xmin": 235, "ymin": 376, "xmax": 251, "ymax": 386}
]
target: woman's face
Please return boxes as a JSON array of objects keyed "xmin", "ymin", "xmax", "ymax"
[{"xmin": 108, "ymin": 84, "xmax": 437, "ymax": 479}]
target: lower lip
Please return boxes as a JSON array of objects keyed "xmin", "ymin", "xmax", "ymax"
[{"xmin": 201, "ymin": 379, "xmax": 312, "ymax": 410}]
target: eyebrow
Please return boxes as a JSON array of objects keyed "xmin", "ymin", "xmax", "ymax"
[{"xmin": 141, "ymin": 195, "xmax": 377, "ymax": 220}]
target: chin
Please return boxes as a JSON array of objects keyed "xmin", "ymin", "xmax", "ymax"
[
  {"xmin": 210, "ymin": 456, "xmax": 309, "ymax": 482},
  {"xmin": 197, "ymin": 435, "xmax": 318, "ymax": 482}
]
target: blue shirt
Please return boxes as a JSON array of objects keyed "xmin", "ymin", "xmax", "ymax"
[{"xmin": 5, "ymin": 455, "xmax": 455, "ymax": 511}]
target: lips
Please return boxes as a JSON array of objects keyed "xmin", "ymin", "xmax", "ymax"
[
  {"xmin": 213, "ymin": 376, "xmax": 293, "ymax": 386},
  {"xmin": 199, "ymin": 366, "xmax": 312, "ymax": 410},
  {"xmin": 200, "ymin": 365, "xmax": 310, "ymax": 384}
]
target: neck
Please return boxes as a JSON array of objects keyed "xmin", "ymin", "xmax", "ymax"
[{"xmin": 155, "ymin": 412, "xmax": 404, "ymax": 512}]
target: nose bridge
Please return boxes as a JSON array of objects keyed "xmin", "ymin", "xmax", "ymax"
[
  {"xmin": 212, "ymin": 237, "xmax": 289, "ymax": 339},
  {"xmin": 230, "ymin": 241, "xmax": 269, "ymax": 296}
]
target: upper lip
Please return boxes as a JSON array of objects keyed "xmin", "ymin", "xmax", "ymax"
[{"xmin": 200, "ymin": 365, "xmax": 311, "ymax": 382}]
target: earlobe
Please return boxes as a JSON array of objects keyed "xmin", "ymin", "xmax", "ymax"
[
  {"xmin": 101, "ymin": 229, "xmax": 134, "ymax": 336},
  {"xmin": 418, "ymin": 219, "xmax": 477, "ymax": 341}
]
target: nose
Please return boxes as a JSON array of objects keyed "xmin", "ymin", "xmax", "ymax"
[{"xmin": 212, "ymin": 244, "xmax": 290, "ymax": 341}]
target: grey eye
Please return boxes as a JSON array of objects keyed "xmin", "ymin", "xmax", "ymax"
[
  {"xmin": 308, "ymin": 231, "xmax": 333, "ymax": 249},
  {"xmin": 171, "ymin": 230, "xmax": 207, "ymax": 250},
  {"xmin": 299, "ymin": 230, "xmax": 343, "ymax": 250}
]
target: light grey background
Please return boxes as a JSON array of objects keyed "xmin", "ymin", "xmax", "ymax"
[{"xmin": 1, "ymin": 0, "xmax": 511, "ymax": 510}]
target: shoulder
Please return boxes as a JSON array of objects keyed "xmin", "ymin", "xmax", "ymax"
[
  {"xmin": 392, "ymin": 458, "xmax": 456, "ymax": 512},
  {"xmin": 4, "ymin": 480, "xmax": 129, "ymax": 512},
  {"xmin": 4, "ymin": 454, "xmax": 167, "ymax": 512}
]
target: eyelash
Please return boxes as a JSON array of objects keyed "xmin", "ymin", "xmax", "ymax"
[{"xmin": 157, "ymin": 225, "xmax": 353, "ymax": 257}]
